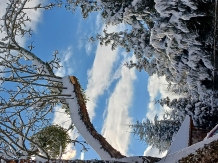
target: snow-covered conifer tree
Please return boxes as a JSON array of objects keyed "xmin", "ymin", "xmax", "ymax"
[
  {"xmin": 130, "ymin": 115, "xmax": 181, "ymax": 153},
  {"xmin": 66, "ymin": 0, "xmax": 101, "ymax": 18}
]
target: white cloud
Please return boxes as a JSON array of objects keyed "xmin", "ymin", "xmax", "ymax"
[
  {"xmin": 24, "ymin": 1, "xmax": 44, "ymax": 31},
  {"xmin": 53, "ymin": 106, "xmax": 73, "ymax": 130},
  {"xmin": 0, "ymin": 0, "xmax": 43, "ymax": 73},
  {"xmin": 95, "ymin": 13, "xmax": 102, "ymax": 31},
  {"xmin": 55, "ymin": 46, "xmax": 74, "ymax": 77},
  {"xmin": 101, "ymin": 62, "xmax": 136, "ymax": 156},
  {"xmin": 85, "ymin": 42, "xmax": 92, "ymax": 54},
  {"xmin": 147, "ymin": 74, "xmax": 165, "ymax": 120},
  {"xmin": 0, "ymin": 0, "xmax": 43, "ymax": 46},
  {"xmin": 85, "ymin": 25, "xmax": 119, "ymax": 120},
  {"xmin": 62, "ymin": 146, "xmax": 77, "ymax": 160},
  {"xmin": 0, "ymin": 1, "xmax": 8, "ymax": 28},
  {"xmin": 145, "ymin": 75, "xmax": 183, "ymax": 159},
  {"xmin": 80, "ymin": 151, "xmax": 85, "ymax": 160},
  {"xmin": 85, "ymin": 23, "xmax": 126, "ymax": 120},
  {"xmin": 53, "ymin": 106, "xmax": 79, "ymax": 159},
  {"xmin": 144, "ymin": 146, "xmax": 167, "ymax": 158},
  {"xmin": 86, "ymin": 23, "xmax": 132, "ymax": 155},
  {"xmin": 147, "ymin": 74, "xmax": 182, "ymax": 121}
]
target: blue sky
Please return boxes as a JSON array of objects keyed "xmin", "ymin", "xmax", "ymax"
[
  {"xmin": 42, "ymin": 7, "xmax": 150, "ymax": 159},
  {"xmin": 0, "ymin": 0, "xmax": 173, "ymax": 160}
]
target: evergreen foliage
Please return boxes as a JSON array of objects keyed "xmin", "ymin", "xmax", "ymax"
[
  {"xmin": 156, "ymin": 97, "xmax": 218, "ymax": 129},
  {"xmin": 130, "ymin": 115, "xmax": 181, "ymax": 153},
  {"xmin": 31, "ymin": 125, "xmax": 72, "ymax": 158},
  {"xmin": 95, "ymin": 27, "xmax": 152, "ymax": 60},
  {"xmin": 66, "ymin": 0, "xmax": 101, "ymax": 18}
]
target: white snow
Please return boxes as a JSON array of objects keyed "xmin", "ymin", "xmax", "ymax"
[
  {"xmin": 167, "ymin": 115, "xmax": 191, "ymax": 155},
  {"xmin": 119, "ymin": 156, "xmax": 151, "ymax": 163},
  {"xmin": 35, "ymin": 155, "xmax": 48, "ymax": 163},
  {"xmin": 205, "ymin": 124, "xmax": 218, "ymax": 139},
  {"xmin": 158, "ymin": 133, "xmax": 218, "ymax": 163},
  {"xmin": 131, "ymin": 0, "xmax": 140, "ymax": 6},
  {"xmin": 61, "ymin": 76, "xmax": 113, "ymax": 160}
]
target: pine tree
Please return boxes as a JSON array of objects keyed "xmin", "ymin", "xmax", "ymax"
[
  {"xmin": 149, "ymin": 0, "xmax": 215, "ymax": 104},
  {"xmin": 96, "ymin": 26, "xmax": 153, "ymax": 60},
  {"xmin": 126, "ymin": 0, "xmax": 158, "ymax": 29},
  {"xmin": 66, "ymin": 0, "xmax": 101, "ymax": 19},
  {"xmin": 158, "ymin": 97, "xmax": 218, "ymax": 130},
  {"xmin": 130, "ymin": 115, "xmax": 181, "ymax": 153}
]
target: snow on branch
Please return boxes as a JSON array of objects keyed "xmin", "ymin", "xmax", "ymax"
[
  {"xmin": 62, "ymin": 76, "xmax": 125, "ymax": 160},
  {"xmin": 158, "ymin": 134, "xmax": 218, "ymax": 163}
]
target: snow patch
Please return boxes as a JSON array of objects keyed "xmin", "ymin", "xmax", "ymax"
[{"xmin": 167, "ymin": 115, "xmax": 191, "ymax": 155}]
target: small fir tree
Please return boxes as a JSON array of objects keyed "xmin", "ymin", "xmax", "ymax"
[{"xmin": 130, "ymin": 115, "xmax": 181, "ymax": 153}]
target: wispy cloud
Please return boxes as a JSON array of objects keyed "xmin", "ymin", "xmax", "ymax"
[
  {"xmin": 145, "ymin": 74, "xmax": 182, "ymax": 158},
  {"xmin": 55, "ymin": 46, "xmax": 74, "ymax": 77},
  {"xmin": 85, "ymin": 25, "xmax": 119, "ymax": 120},
  {"xmin": 95, "ymin": 13, "xmax": 102, "ymax": 31},
  {"xmin": 146, "ymin": 74, "xmax": 182, "ymax": 120},
  {"xmin": 17, "ymin": 0, "xmax": 44, "ymax": 47},
  {"xmin": 0, "ymin": 0, "xmax": 43, "ymax": 46},
  {"xmin": 77, "ymin": 13, "xmax": 101, "ymax": 54},
  {"xmin": 101, "ymin": 59, "xmax": 136, "ymax": 156},
  {"xmin": 0, "ymin": 0, "xmax": 43, "ymax": 74},
  {"xmin": 24, "ymin": 1, "xmax": 44, "ymax": 31},
  {"xmin": 85, "ymin": 23, "xmax": 133, "ymax": 155},
  {"xmin": 85, "ymin": 42, "xmax": 92, "ymax": 54},
  {"xmin": 77, "ymin": 29, "xmax": 93, "ymax": 55},
  {"xmin": 147, "ymin": 74, "xmax": 165, "ymax": 120}
]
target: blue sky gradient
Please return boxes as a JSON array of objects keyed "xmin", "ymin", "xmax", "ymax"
[{"xmin": 28, "ymin": 5, "xmax": 152, "ymax": 159}]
